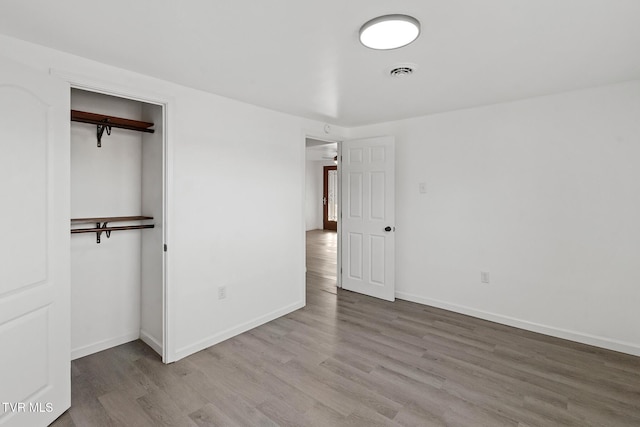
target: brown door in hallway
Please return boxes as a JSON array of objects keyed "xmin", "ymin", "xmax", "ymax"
[{"xmin": 323, "ymin": 165, "xmax": 338, "ymax": 230}]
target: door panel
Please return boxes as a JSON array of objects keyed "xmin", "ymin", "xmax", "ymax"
[
  {"xmin": 0, "ymin": 307, "xmax": 49, "ymax": 405},
  {"xmin": 0, "ymin": 87, "xmax": 48, "ymax": 295},
  {"xmin": 348, "ymin": 232, "xmax": 363, "ymax": 280},
  {"xmin": 348, "ymin": 172, "xmax": 363, "ymax": 218},
  {"xmin": 370, "ymin": 235, "xmax": 385, "ymax": 284},
  {"xmin": 0, "ymin": 57, "xmax": 70, "ymax": 426},
  {"xmin": 341, "ymin": 136, "xmax": 395, "ymax": 301},
  {"xmin": 370, "ymin": 172, "xmax": 385, "ymax": 220}
]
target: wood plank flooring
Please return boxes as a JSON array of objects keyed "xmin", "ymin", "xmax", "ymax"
[
  {"xmin": 305, "ymin": 229, "xmax": 338, "ymax": 295},
  {"xmin": 52, "ymin": 230, "xmax": 640, "ymax": 426}
]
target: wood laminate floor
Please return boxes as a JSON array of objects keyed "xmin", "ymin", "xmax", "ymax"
[{"xmin": 52, "ymin": 230, "xmax": 640, "ymax": 426}]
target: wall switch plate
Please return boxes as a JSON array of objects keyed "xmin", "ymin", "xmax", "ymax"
[
  {"xmin": 481, "ymin": 272, "xmax": 490, "ymax": 284},
  {"xmin": 418, "ymin": 182, "xmax": 427, "ymax": 194},
  {"xmin": 218, "ymin": 286, "xmax": 227, "ymax": 299}
]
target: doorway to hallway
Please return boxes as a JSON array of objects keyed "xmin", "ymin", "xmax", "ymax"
[{"xmin": 305, "ymin": 137, "xmax": 340, "ymax": 294}]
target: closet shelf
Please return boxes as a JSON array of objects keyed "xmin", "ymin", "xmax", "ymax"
[
  {"xmin": 71, "ymin": 215, "xmax": 153, "ymax": 225},
  {"xmin": 71, "ymin": 110, "xmax": 155, "ymax": 148},
  {"xmin": 71, "ymin": 216, "xmax": 154, "ymax": 244}
]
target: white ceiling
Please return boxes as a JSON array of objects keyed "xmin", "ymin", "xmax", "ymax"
[{"xmin": 1, "ymin": 1, "xmax": 639, "ymax": 126}]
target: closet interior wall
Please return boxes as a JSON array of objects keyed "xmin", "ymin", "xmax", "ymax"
[
  {"xmin": 140, "ymin": 103, "xmax": 164, "ymax": 355},
  {"xmin": 70, "ymin": 89, "xmax": 163, "ymax": 360}
]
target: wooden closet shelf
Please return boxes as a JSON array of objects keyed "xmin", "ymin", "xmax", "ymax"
[
  {"xmin": 70, "ymin": 216, "xmax": 155, "ymax": 243},
  {"xmin": 71, "ymin": 216, "xmax": 153, "ymax": 225},
  {"xmin": 71, "ymin": 110, "xmax": 155, "ymax": 147},
  {"xmin": 71, "ymin": 110, "xmax": 155, "ymax": 133}
]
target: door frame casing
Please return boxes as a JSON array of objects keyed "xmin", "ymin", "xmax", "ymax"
[{"xmin": 50, "ymin": 68, "xmax": 176, "ymax": 363}]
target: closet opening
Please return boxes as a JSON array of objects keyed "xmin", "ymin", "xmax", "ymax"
[{"xmin": 69, "ymin": 88, "xmax": 167, "ymax": 362}]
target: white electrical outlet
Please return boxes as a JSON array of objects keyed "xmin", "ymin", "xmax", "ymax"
[
  {"xmin": 481, "ymin": 272, "xmax": 490, "ymax": 284},
  {"xmin": 218, "ymin": 286, "xmax": 227, "ymax": 300},
  {"xmin": 418, "ymin": 182, "xmax": 427, "ymax": 194}
]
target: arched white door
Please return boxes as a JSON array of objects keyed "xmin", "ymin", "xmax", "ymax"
[{"xmin": 0, "ymin": 57, "xmax": 70, "ymax": 426}]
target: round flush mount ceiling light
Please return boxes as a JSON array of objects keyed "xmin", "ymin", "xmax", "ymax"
[{"xmin": 359, "ymin": 14, "xmax": 420, "ymax": 50}]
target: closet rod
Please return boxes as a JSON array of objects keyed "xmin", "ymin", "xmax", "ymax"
[
  {"xmin": 71, "ymin": 224, "xmax": 155, "ymax": 234},
  {"xmin": 71, "ymin": 224, "xmax": 155, "ymax": 244}
]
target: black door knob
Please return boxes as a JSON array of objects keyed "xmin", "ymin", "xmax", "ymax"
[{"xmin": 384, "ymin": 226, "xmax": 392, "ymax": 232}]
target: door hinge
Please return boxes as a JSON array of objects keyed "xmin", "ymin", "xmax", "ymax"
[{"xmin": 164, "ymin": 244, "xmax": 167, "ymax": 252}]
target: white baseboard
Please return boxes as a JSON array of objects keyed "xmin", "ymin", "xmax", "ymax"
[
  {"xmin": 173, "ymin": 300, "xmax": 305, "ymax": 361},
  {"xmin": 140, "ymin": 329, "xmax": 163, "ymax": 357},
  {"xmin": 395, "ymin": 291, "xmax": 640, "ymax": 357},
  {"xmin": 71, "ymin": 331, "xmax": 139, "ymax": 360}
]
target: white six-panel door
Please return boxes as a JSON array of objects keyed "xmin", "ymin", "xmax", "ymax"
[
  {"xmin": 0, "ymin": 58, "xmax": 70, "ymax": 426},
  {"xmin": 340, "ymin": 136, "xmax": 395, "ymax": 301}
]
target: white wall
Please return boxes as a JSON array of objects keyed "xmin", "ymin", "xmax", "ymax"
[
  {"xmin": 350, "ymin": 80, "xmax": 640, "ymax": 355},
  {"xmin": 6, "ymin": 33, "xmax": 639, "ymax": 359},
  {"xmin": 0, "ymin": 34, "xmax": 349, "ymax": 362},
  {"xmin": 70, "ymin": 89, "xmax": 144, "ymax": 359},
  {"xmin": 305, "ymin": 159, "xmax": 335, "ymax": 230}
]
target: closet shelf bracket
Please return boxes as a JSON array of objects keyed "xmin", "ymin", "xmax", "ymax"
[
  {"xmin": 70, "ymin": 110, "xmax": 155, "ymax": 148},
  {"xmin": 96, "ymin": 120, "xmax": 112, "ymax": 148},
  {"xmin": 71, "ymin": 216, "xmax": 154, "ymax": 244}
]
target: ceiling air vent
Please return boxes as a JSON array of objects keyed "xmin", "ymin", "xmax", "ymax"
[
  {"xmin": 390, "ymin": 66, "xmax": 413, "ymax": 77},
  {"xmin": 388, "ymin": 63, "xmax": 418, "ymax": 78}
]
